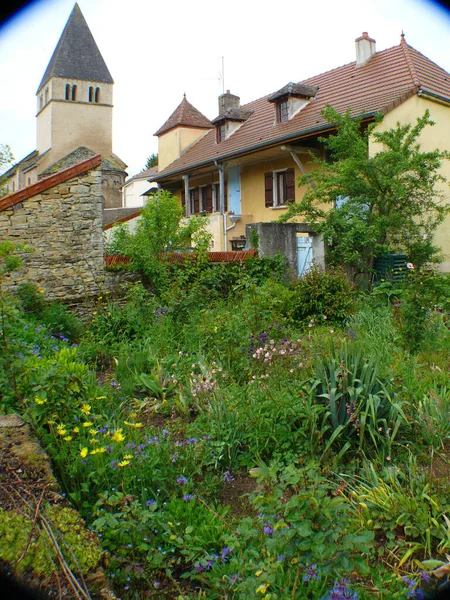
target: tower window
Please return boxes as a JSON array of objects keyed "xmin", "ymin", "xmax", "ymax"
[
  {"xmin": 44, "ymin": 87, "xmax": 49, "ymax": 104},
  {"xmin": 71, "ymin": 85, "xmax": 77, "ymax": 101},
  {"xmin": 88, "ymin": 86, "xmax": 93, "ymax": 102},
  {"xmin": 94, "ymin": 87, "xmax": 100, "ymax": 103},
  {"xmin": 65, "ymin": 84, "xmax": 70, "ymax": 100}
]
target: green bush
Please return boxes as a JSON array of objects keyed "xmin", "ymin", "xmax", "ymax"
[
  {"xmin": 312, "ymin": 342, "xmax": 405, "ymax": 460},
  {"xmin": 15, "ymin": 282, "xmax": 46, "ymax": 313},
  {"xmin": 290, "ymin": 266, "xmax": 357, "ymax": 324}
]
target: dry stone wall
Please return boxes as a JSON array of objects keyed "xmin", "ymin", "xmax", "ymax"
[{"xmin": 0, "ymin": 168, "xmax": 106, "ymax": 301}]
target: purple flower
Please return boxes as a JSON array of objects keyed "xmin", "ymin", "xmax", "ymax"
[
  {"xmin": 146, "ymin": 499, "xmax": 157, "ymax": 506},
  {"xmin": 263, "ymin": 524, "xmax": 274, "ymax": 536},
  {"xmin": 420, "ymin": 572, "xmax": 431, "ymax": 583},
  {"xmin": 223, "ymin": 470, "xmax": 234, "ymax": 482},
  {"xmin": 183, "ymin": 494, "xmax": 194, "ymax": 502},
  {"xmin": 221, "ymin": 546, "xmax": 231, "ymax": 561},
  {"xmin": 177, "ymin": 476, "xmax": 188, "ymax": 485},
  {"xmin": 303, "ymin": 564, "xmax": 319, "ymax": 582}
]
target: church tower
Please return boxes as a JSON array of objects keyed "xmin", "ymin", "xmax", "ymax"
[{"xmin": 36, "ymin": 3, "xmax": 115, "ymax": 171}]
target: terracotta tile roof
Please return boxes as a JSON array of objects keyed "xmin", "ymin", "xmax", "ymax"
[
  {"xmin": 153, "ymin": 38, "xmax": 450, "ymax": 181},
  {"xmin": 0, "ymin": 154, "xmax": 101, "ymax": 212},
  {"xmin": 154, "ymin": 95, "xmax": 213, "ymax": 136}
]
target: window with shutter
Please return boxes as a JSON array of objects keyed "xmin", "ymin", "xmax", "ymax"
[
  {"xmin": 181, "ymin": 189, "xmax": 186, "ymax": 207},
  {"xmin": 285, "ymin": 168, "xmax": 295, "ymax": 203},
  {"xmin": 191, "ymin": 188, "xmax": 200, "ymax": 214},
  {"xmin": 265, "ymin": 173, "xmax": 273, "ymax": 207},
  {"xmin": 204, "ymin": 184, "xmax": 213, "ymax": 212}
]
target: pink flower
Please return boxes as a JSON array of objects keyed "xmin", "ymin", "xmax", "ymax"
[{"xmin": 406, "ymin": 263, "xmax": 414, "ymax": 269}]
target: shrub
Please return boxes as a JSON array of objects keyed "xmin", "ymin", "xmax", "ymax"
[
  {"xmin": 312, "ymin": 342, "xmax": 405, "ymax": 460},
  {"xmin": 290, "ymin": 266, "xmax": 357, "ymax": 324},
  {"xmin": 15, "ymin": 282, "xmax": 46, "ymax": 313}
]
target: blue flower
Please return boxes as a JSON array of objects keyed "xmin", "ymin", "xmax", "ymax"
[
  {"xmin": 303, "ymin": 563, "xmax": 319, "ymax": 582},
  {"xmin": 263, "ymin": 524, "xmax": 274, "ymax": 536},
  {"xmin": 146, "ymin": 499, "xmax": 157, "ymax": 506},
  {"xmin": 221, "ymin": 546, "xmax": 231, "ymax": 561},
  {"xmin": 177, "ymin": 476, "xmax": 188, "ymax": 485},
  {"xmin": 183, "ymin": 494, "xmax": 194, "ymax": 502}
]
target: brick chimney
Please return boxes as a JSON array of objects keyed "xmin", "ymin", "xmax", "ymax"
[
  {"xmin": 219, "ymin": 90, "xmax": 240, "ymax": 115},
  {"xmin": 355, "ymin": 32, "xmax": 376, "ymax": 66}
]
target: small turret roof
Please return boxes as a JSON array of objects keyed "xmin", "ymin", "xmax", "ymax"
[
  {"xmin": 154, "ymin": 95, "xmax": 212, "ymax": 136},
  {"xmin": 37, "ymin": 3, "xmax": 113, "ymax": 93}
]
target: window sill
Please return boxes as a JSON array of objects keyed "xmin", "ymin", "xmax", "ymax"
[{"xmin": 269, "ymin": 205, "xmax": 288, "ymax": 210}]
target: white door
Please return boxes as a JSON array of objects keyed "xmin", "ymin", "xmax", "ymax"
[{"xmin": 297, "ymin": 236, "xmax": 313, "ymax": 276}]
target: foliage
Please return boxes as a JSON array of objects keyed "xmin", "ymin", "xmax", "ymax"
[
  {"xmin": 345, "ymin": 459, "xmax": 450, "ymax": 564},
  {"xmin": 290, "ymin": 265, "xmax": 357, "ymax": 323},
  {"xmin": 396, "ymin": 266, "xmax": 450, "ymax": 352},
  {"xmin": 0, "ymin": 504, "xmax": 103, "ymax": 576},
  {"xmin": 312, "ymin": 342, "xmax": 405, "ymax": 460},
  {"xmin": 280, "ymin": 107, "xmax": 450, "ymax": 274},
  {"xmin": 144, "ymin": 152, "xmax": 158, "ymax": 169},
  {"xmin": 103, "ymin": 222, "xmax": 131, "ymax": 256},
  {"xmin": 0, "ymin": 144, "xmax": 14, "ymax": 196}
]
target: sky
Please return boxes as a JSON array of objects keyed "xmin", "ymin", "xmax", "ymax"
[{"xmin": 0, "ymin": 0, "xmax": 450, "ymax": 178}]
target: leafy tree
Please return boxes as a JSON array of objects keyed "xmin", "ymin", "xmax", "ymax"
[
  {"xmin": 107, "ymin": 190, "xmax": 211, "ymax": 289},
  {"xmin": 0, "ymin": 144, "xmax": 14, "ymax": 197},
  {"xmin": 280, "ymin": 107, "xmax": 450, "ymax": 275},
  {"xmin": 144, "ymin": 153, "xmax": 158, "ymax": 170}
]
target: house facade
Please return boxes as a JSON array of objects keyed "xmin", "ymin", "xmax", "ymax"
[{"xmin": 151, "ymin": 32, "xmax": 450, "ymax": 271}]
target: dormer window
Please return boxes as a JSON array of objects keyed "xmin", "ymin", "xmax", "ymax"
[
  {"xmin": 268, "ymin": 83, "xmax": 318, "ymax": 124},
  {"xmin": 216, "ymin": 124, "xmax": 226, "ymax": 143},
  {"xmin": 278, "ymin": 100, "xmax": 289, "ymax": 123}
]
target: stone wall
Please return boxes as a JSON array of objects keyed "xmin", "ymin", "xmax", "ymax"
[{"xmin": 0, "ymin": 164, "xmax": 106, "ymax": 302}]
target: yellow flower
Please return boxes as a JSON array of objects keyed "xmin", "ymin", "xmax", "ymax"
[
  {"xmin": 80, "ymin": 448, "xmax": 88, "ymax": 458},
  {"xmin": 118, "ymin": 460, "xmax": 130, "ymax": 467},
  {"xmin": 82, "ymin": 421, "xmax": 92, "ymax": 428},
  {"xmin": 34, "ymin": 397, "xmax": 46, "ymax": 405},
  {"xmin": 111, "ymin": 429, "xmax": 125, "ymax": 443},
  {"xmin": 255, "ymin": 571, "xmax": 263, "ymax": 577},
  {"xmin": 90, "ymin": 438, "xmax": 99, "ymax": 444},
  {"xmin": 56, "ymin": 425, "xmax": 67, "ymax": 436},
  {"xmin": 63, "ymin": 436, "xmax": 73, "ymax": 442},
  {"xmin": 96, "ymin": 396, "xmax": 106, "ymax": 400},
  {"xmin": 124, "ymin": 454, "xmax": 133, "ymax": 460},
  {"xmin": 80, "ymin": 403, "xmax": 91, "ymax": 415},
  {"xmin": 73, "ymin": 427, "xmax": 80, "ymax": 433},
  {"xmin": 89, "ymin": 429, "xmax": 98, "ymax": 436},
  {"xmin": 124, "ymin": 421, "xmax": 143, "ymax": 428},
  {"xmin": 256, "ymin": 584, "xmax": 270, "ymax": 594},
  {"xmin": 90, "ymin": 447, "xmax": 106, "ymax": 455}
]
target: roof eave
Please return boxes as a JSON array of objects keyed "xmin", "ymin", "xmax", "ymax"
[{"xmin": 151, "ymin": 111, "xmax": 379, "ymax": 182}]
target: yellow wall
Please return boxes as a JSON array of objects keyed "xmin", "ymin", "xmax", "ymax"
[
  {"xmin": 158, "ymin": 127, "xmax": 210, "ymax": 171},
  {"xmin": 372, "ymin": 95, "xmax": 450, "ymax": 271}
]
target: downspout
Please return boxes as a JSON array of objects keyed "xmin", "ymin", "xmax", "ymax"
[
  {"xmin": 214, "ymin": 161, "xmax": 227, "ymax": 250},
  {"xmin": 182, "ymin": 174, "xmax": 190, "ymax": 217}
]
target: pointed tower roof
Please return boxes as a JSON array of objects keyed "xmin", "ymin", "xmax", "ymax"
[
  {"xmin": 154, "ymin": 95, "xmax": 212, "ymax": 136},
  {"xmin": 37, "ymin": 3, "xmax": 113, "ymax": 93}
]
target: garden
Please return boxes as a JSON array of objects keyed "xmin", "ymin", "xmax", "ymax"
[
  {"xmin": 1, "ymin": 109, "xmax": 450, "ymax": 599},
  {"xmin": 1, "ymin": 237, "xmax": 450, "ymax": 599}
]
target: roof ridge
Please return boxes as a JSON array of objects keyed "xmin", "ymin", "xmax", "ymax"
[{"xmin": 400, "ymin": 35, "xmax": 421, "ymax": 88}]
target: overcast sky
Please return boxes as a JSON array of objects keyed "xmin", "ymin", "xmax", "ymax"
[{"xmin": 0, "ymin": 0, "xmax": 449, "ymax": 177}]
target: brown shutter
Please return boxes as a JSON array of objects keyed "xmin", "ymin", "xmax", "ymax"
[
  {"xmin": 224, "ymin": 182, "xmax": 228, "ymax": 212},
  {"xmin": 193, "ymin": 189, "xmax": 200, "ymax": 214},
  {"xmin": 265, "ymin": 173, "xmax": 273, "ymax": 207},
  {"xmin": 204, "ymin": 184, "xmax": 213, "ymax": 212},
  {"xmin": 286, "ymin": 168, "xmax": 295, "ymax": 203},
  {"xmin": 181, "ymin": 189, "xmax": 186, "ymax": 207}
]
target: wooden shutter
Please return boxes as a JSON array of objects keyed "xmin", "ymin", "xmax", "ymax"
[
  {"xmin": 265, "ymin": 173, "xmax": 273, "ymax": 207},
  {"xmin": 204, "ymin": 184, "xmax": 213, "ymax": 212},
  {"xmin": 192, "ymin": 188, "xmax": 200, "ymax": 214},
  {"xmin": 224, "ymin": 182, "xmax": 228, "ymax": 212},
  {"xmin": 286, "ymin": 168, "xmax": 295, "ymax": 203},
  {"xmin": 181, "ymin": 189, "xmax": 186, "ymax": 207}
]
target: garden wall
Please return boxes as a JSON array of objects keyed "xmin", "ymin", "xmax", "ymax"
[{"xmin": 0, "ymin": 155, "xmax": 107, "ymax": 303}]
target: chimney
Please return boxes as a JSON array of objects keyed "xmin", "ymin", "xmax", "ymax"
[
  {"xmin": 355, "ymin": 32, "xmax": 376, "ymax": 66},
  {"xmin": 219, "ymin": 90, "xmax": 240, "ymax": 115}
]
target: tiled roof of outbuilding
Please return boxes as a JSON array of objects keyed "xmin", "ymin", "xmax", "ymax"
[
  {"xmin": 154, "ymin": 95, "xmax": 213, "ymax": 136},
  {"xmin": 153, "ymin": 36, "xmax": 450, "ymax": 181},
  {"xmin": 37, "ymin": 3, "xmax": 113, "ymax": 93}
]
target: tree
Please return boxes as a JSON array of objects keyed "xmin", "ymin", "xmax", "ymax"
[
  {"xmin": 144, "ymin": 153, "xmax": 158, "ymax": 170},
  {"xmin": 107, "ymin": 190, "xmax": 211, "ymax": 289},
  {"xmin": 0, "ymin": 144, "xmax": 14, "ymax": 197},
  {"xmin": 279, "ymin": 107, "xmax": 450, "ymax": 275}
]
